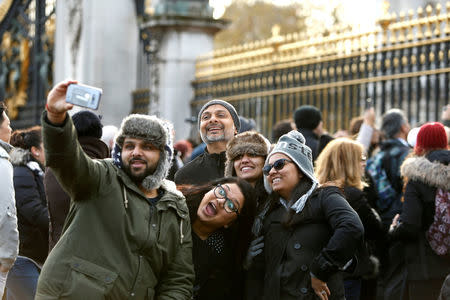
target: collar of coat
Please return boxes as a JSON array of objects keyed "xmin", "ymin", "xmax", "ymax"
[
  {"xmin": 400, "ymin": 151, "xmax": 450, "ymax": 190},
  {"xmin": 116, "ymin": 167, "xmax": 187, "ymax": 215}
]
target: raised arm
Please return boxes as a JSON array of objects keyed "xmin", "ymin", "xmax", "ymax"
[{"xmin": 42, "ymin": 80, "xmax": 105, "ymax": 200}]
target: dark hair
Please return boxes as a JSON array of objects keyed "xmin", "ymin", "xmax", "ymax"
[
  {"xmin": 72, "ymin": 110, "xmax": 103, "ymax": 138},
  {"xmin": 0, "ymin": 101, "xmax": 6, "ymax": 124},
  {"xmin": 179, "ymin": 177, "xmax": 257, "ymax": 268},
  {"xmin": 349, "ymin": 116, "xmax": 364, "ymax": 136},
  {"xmin": 10, "ymin": 126, "xmax": 42, "ymax": 150},
  {"xmin": 272, "ymin": 119, "xmax": 294, "ymax": 142},
  {"xmin": 381, "ymin": 109, "xmax": 407, "ymax": 139}
]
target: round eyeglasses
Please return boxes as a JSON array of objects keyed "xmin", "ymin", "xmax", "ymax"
[{"xmin": 213, "ymin": 184, "xmax": 240, "ymax": 215}]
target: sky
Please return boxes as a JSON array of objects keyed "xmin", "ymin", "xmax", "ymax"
[{"xmin": 209, "ymin": 0, "xmax": 381, "ymax": 32}]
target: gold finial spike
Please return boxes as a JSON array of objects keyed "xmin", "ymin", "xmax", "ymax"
[
  {"xmin": 382, "ymin": 0, "xmax": 390, "ymax": 16},
  {"xmin": 378, "ymin": 2, "xmax": 393, "ymax": 30},
  {"xmin": 416, "ymin": 7, "xmax": 425, "ymax": 40},
  {"xmin": 434, "ymin": 4, "xmax": 443, "ymax": 36},
  {"xmin": 399, "ymin": 11, "xmax": 406, "ymax": 21},
  {"xmin": 271, "ymin": 24, "xmax": 281, "ymax": 38},
  {"xmin": 408, "ymin": 9, "xmax": 414, "ymax": 20},
  {"xmin": 417, "ymin": 6, "xmax": 424, "ymax": 18},
  {"xmin": 425, "ymin": 4, "xmax": 433, "ymax": 17},
  {"xmin": 425, "ymin": 6, "xmax": 433, "ymax": 38},
  {"xmin": 445, "ymin": 2, "xmax": 450, "ymax": 34}
]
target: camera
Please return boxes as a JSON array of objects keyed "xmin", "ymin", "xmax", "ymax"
[{"xmin": 66, "ymin": 84, "xmax": 102, "ymax": 110}]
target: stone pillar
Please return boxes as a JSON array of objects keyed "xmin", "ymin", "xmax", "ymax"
[{"xmin": 54, "ymin": 0, "xmax": 138, "ymax": 126}]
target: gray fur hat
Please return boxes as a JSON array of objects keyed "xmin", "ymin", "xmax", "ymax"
[
  {"xmin": 197, "ymin": 99, "xmax": 240, "ymax": 132},
  {"xmin": 224, "ymin": 131, "xmax": 271, "ymax": 177},
  {"xmin": 264, "ymin": 130, "xmax": 318, "ymax": 213},
  {"xmin": 115, "ymin": 114, "xmax": 173, "ymax": 190}
]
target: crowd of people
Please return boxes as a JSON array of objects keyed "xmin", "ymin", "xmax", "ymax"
[{"xmin": 0, "ymin": 80, "xmax": 449, "ymax": 300}]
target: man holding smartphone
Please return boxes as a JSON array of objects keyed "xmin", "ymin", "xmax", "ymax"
[{"xmin": 36, "ymin": 80, "xmax": 194, "ymax": 299}]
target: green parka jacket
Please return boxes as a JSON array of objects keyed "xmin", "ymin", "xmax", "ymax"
[{"xmin": 36, "ymin": 113, "xmax": 194, "ymax": 299}]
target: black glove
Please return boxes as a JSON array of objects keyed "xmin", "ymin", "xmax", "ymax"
[{"xmin": 243, "ymin": 236, "xmax": 264, "ymax": 270}]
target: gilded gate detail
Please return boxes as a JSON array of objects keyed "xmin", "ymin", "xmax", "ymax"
[{"xmin": 192, "ymin": 4, "xmax": 450, "ymax": 136}]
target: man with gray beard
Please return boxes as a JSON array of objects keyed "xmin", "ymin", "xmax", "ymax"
[{"xmin": 175, "ymin": 99, "xmax": 240, "ymax": 185}]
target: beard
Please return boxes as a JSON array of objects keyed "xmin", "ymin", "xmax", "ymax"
[
  {"xmin": 123, "ymin": 158, "xmax": 158, "ymax": 185},
  {"xmin": 200, "ymin": 125, "xmax": 235, "ymax": 144}
]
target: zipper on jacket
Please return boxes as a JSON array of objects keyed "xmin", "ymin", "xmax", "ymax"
[
  {"xmin": 129, "ymin": 254, "xmax": 143, "ymax": 297},
  {"xmin": 129, "ymin": 204, "xmax": 153, "ymax": 296}
]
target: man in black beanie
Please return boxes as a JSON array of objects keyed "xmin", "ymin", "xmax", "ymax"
[
  {"xmin": 175, "ymin": 99, "xmax": 240, "ymax": 185},
  {"xmin": 293, "ymin": 105, "xmax": 323, "ymax": 160}
]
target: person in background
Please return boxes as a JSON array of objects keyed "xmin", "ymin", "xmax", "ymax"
[
  {"xmin": 315, "ymin": 138, "xmax": 385, "ymax": 300},
  {"xmin": 247, "ymin": 130, "xmax": 364, "ymax": 300},
  {"xmin": 175, "ymin": 99, "xmax": 240, "ymax": 185},
  {"xmin": 441, "ymin": 104, "xmax": 450, "ymax": 127},
  {"xmin": 389, "ymin": 122, "xmax": 450, "ymax": 300},
  {"xmin": 44, "ymin": 110, "xmax": 110, "ymax": 251},
  {"xmin": 271, "ymin": 119, "xmax": 295, "ymax": 143},
  {"xmin": 7, "ymin": 126, "xmax": 48, "ymax": 300},
  {"xmin": 353, "ymin": 107, "xmax": 381, "ymax": 158},
  {"xmin": 0, "ymin": 102, "xmax": 18, "ymax": 299},
  {"xmin": 174, "ymin": 140, "xmax": 193, "ymax": 164},
  {"xmin": 293, "ymin": 105, "xmax": 323, "ymax": 160},
  {"xmin": 100, "ymin": 124, "xmax": 118, "ymax": 152},
  {"xmin": 224, "ymin": 131, "xmax": 271, "ymax": 268},
  {"xmin": 179, "ymin": 177, "xmax": 257, "ymax": 300}
]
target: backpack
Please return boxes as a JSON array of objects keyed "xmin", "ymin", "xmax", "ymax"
[
  {"xmin": 366, "ymin": 147, "xmax": 404, "ymax": 213},
  {"xmin": 426, "ymin": 188, "xmax": 450, "ymax": 256}
]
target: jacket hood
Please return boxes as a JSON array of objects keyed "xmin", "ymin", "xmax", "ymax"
[
  {"xmin": 112, "ymin": 114, "xmax": 174, "ymax": 191},
  {"xmin": 0, "ymin": 139, "xmax": 12, "ymax": 158},
  {"xmin": 401, "ymin": 150, "xmax": 450, "ymax": 190},
  {"xmin": 9, "ymin": 147, "xmax": 32, "ymax": 166},
  {"xmin": 79, "ymin": 136, "xmax": 110, "ymax": 159}
]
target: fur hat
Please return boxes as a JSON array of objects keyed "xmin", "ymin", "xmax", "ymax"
[
  {"xmin": 197, "ymin": 99, "xmax": 240, "ymax": 132},
  {"xmin": 415, "ymin": 122, "xmax": 447, "ymax": 154},
  {"xmin": 115, "ymin": 114, "xmax": 173, "ymax": 190},
  {"xmin": 264, "ymin": 130, "xmax": 318, "ymax": 213},
  {"xmin": 293, "ymin": 105, "xmax": 322, "ymax": 130},
  {"xmin": 224, "ymin": 131, "xmax": 271, "ymax": 177}
]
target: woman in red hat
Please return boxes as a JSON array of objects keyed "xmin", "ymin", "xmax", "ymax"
[{"xmin": 389, "ymin": 122, "xmax": 450, "ymax": 300}]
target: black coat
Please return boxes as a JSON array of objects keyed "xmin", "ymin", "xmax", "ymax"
[
  {"xmin": 343, "ymin": 186, "xmax": 385, "ymax": 278},
  {"xmin": 390, "ymin": 150, "xmax": 450, "ymax": 284},
  {"xmin": 174, "ymin": 150, "xmax": 226, "ymax": 185},
  {"xmin": 247, "ymin": 187, "xmax": 364, "ymax": 300},
  {"xmin": 44, "ymin": 136, "xmax": 110, "ymax": 251},
  {"xmin": 10, "ymin": 149, "xmax": 48, "ymax": 264}
]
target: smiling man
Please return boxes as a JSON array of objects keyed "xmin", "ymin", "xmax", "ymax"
[
  {"xmin": 175, "ymin": 99, "xmax": 240, "ymax": 185},
  {"xmin": 36, "ymin": 80, "xmax": 194, "ymax": 299}
]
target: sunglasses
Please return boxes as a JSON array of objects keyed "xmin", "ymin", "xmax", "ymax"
[
  {"xmin": 214, "ymin": 184, "xmax": 240, "ymax": 215},
  {"xmin": 263, "ymin": 158, "xmax": 293, "ymax": 176}
]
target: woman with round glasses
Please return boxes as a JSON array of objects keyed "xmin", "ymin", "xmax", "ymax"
[
  {"xmin": 315, "ymin": 138, "xmax": 385, "ymax": 300},
  {"xmin": 179, "ymin": 177, "xmax": 257, "ymax": 300},
  {"xmin": 247, "ymin": 130, "xmax": 363, "ymax": 300}
]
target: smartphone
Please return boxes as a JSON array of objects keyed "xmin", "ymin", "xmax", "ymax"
[
  {"xmin": 365, "ymin": 98, "xmax": 373, "ymax": 109},
  {"xmin": 66, "ymin": 84, "xmax": 102, "ymax": 110}
]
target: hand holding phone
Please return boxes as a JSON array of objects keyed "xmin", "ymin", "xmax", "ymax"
[{"xmin": 66, "ymin": 84, "xmax": 102, "ymax": 110}]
